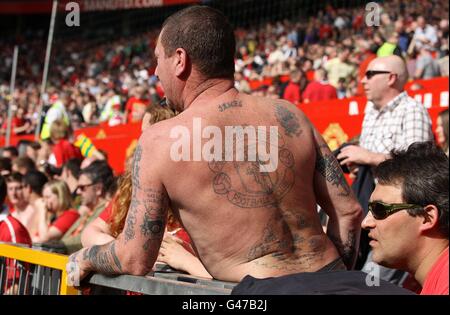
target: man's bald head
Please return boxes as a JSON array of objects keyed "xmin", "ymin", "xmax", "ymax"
[{"xmin": 368, "ymin": 55, "xmax": 409, "ymax": 89}]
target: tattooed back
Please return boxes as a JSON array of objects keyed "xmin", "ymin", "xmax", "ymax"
[{"xmin": 140, "ymin": 91, "xmax": 343, "ymax": 282}]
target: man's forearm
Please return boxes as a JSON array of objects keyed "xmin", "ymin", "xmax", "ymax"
[
  {"xmin": 83, "ymin": 241, "xmax": 123, "ymax": 275},
  {"xmin": 327, "ymin": 212, "xmax": 362, "ymax": 269}
]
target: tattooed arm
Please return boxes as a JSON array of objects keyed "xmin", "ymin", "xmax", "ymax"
[
  {"xmin": 311, "ymin": 127, "xmax": 363, "ymax": 270},
  {"xmin": 68, "ymin": 138, "xmax": 168, "ymax": 282}
]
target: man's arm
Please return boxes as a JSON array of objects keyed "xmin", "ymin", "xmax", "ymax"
[
  {"xmin": 311, "ymin": 127, "xmax": 363, "ymax": 269},
  {"xmin": 68, "ymin": 137, "xmax": 168, "ymax": 281}
]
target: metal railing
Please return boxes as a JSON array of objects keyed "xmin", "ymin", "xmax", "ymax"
[
  {"xmin": 0, "ymin": 242, "xmax": 236, "ymax": 295},
  {"xmin": 0, "ymin": 242, "xmax": 78, "ymax": 295}
]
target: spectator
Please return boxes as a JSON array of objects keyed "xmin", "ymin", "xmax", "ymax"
[
  {"xmin": 324, "ymin": 46, "xmax": 356, "ymax": 88},
  {"xmin": 6, "ymin": 172, "xmax": 33, "ymax": 230},
  {"xmin": 21, "ymin": 170, "xmax": 49, "ymax": 237},
  {"xmin": 435, "ymin": 109, "xmax": 449, "ymax": 156},
  {"xmin": 61, "ymin": 160, "xmax": 115, "ymax": 253},
  {"xmin": 437, "ymin": 46, "xmax": 449, "ymax": 77},
  {"xmin": 48, "ymin": 119, "xmax": 83, "ymax": 168},
  {"xmin": 0, "ymin": 157, "xmax": 12, "ymax": 177},
  {"xmin": 0, "ymin": 174, "xmax": 32, "ymax": 293},
  {"xmin": 33, "ymin": 180, "xmax": 80, "ymax": 243},
  {"xmin": 12, "ymin": 156, "xmax": 36, "ymax": 175},
  {"xmin": 1, "ymin": 146, "xmax": 19, "ymax": 161},
  {"xmin": 125, "ymin": 86, "xmax": 150, "ymax": 123},
  {"xmin": 413, "ymin": 16, "xmax": 438, "ymax": 50},
  {"xmin": 57, "ymin": 158, "xmax": 82, "ymax": 198},
  {"xmin": 414, "ymin": 46, "xmax": 441, "ymax": 79},
  {"xmin": 40, "ymin": 93, "xmax": 70, "ymax": 140},
  {"xmin": 17, "ymin": 140, "xmax": 41, "ymax": 163},
  {"xmin": 302, "ymin": 68, "xmax": 338, "ymax": 103},
  {"xmin": 362, "ymin": 142, "xmax": 448, "ymax": 295},
  {"xmin": 337, "ymin": 55, "xmax": 434, "ymax": 284},
  {"xmin": 282, "ymin": 70, "xmax": 304, "ymax": 104}
]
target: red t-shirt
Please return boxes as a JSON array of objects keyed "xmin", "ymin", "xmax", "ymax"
[
  {"xmin": 0, "ymin": 214, "xmax": 32, "ymax": 291},
  {"xmin": 421, "ymin": 247, "xmax": 449, "ymax": 295},
  {"xmin": 99, "ymin": 200, "xmax": 113, "ymax": 223},
  {"xmin": 0, "ymin": 214, "xmax": 32, "ymax": 245},
  {"xmin": 302, "ymin": 81, "xmax": 338, "ymax": 103},
  {"xmin": 283, "ymin": 82, "xmax": 302, "ymax": 104},
  {"xmin": 51, "ymin": 209, "xmax": 80, "ymax": 234},
  {"xmin": 52, "ymin": 139, "xmax": 83, "ymax": 168},
  {"xmin": 125, "ymin": 97, "xmax": 150, "ymax": 123}
]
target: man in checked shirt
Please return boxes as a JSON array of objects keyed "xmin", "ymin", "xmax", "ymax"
[{"xmin": 337, "ymin": 55, "xmax": 433, "ymax": 177}]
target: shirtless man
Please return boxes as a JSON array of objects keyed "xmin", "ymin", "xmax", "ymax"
[{"xmin": 68, "ymin": 6, "xmax": 362, "ymax": 285}]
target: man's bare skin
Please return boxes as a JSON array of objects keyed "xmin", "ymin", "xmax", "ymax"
[{"xmin": 68, "ymin": 6, "xmax": 362, "ymax": 284}]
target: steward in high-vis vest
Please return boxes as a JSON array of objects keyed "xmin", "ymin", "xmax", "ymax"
[{"xmin": 40, "ymin": 99, "xmax": 70, "ymax": 140}]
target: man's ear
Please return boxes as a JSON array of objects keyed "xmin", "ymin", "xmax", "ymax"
[
  {"xmin": 174, "ymin": 48, "xmax": 188, "ymax": 77},
  {"xmin": 419, "ymin": 204, "xmax": 440, "ymax": 232}
]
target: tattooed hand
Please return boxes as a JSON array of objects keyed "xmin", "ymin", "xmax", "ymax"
[{"xmin": 67, "ymin": 248, "xmax": 90, "ymax": 287}]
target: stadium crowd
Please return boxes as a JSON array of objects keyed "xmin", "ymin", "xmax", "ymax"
[{"xmin": 0, "ymin": 0, "xmax": 449, "ymax": 136}]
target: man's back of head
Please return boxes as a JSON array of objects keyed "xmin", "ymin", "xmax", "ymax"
[
  {"xmin": 23, "ymin": 170, "xmax": 49, "ymax": 199},
  {"xmin": 160, "ymin": 5, "xmax": 235, "ymax": 80}
]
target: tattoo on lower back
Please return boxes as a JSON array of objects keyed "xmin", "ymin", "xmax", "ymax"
[
  {"xmin": 315, "ymin": 144, "xmax": 351, "ymax": 196},
  {"xmin": 328, "ymin": 230, "xmax": 357, "ymax": 269},
  {"xmin": 218, "ymin": 100, "xmax": 242, "ymax": 112},
  {"xmin": 275, "ymin": 104, "xmax": 302, "ymax": 137},
  {"xmin": 87, "ymin": 242, "xmax": 122, "ymax": 275}
]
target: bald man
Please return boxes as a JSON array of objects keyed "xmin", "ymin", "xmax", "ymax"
[
  {"xmin": 337, "ymin": 55, "xmax": 433, "ymax": 284},
  {"xmin": 337, "ymin": 55, "xmax": 433, "ymax": 173}
]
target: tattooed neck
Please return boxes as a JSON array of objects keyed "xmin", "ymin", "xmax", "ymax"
[{"xmin": 218, "ymin": 100, "xmax": 243, "ymax": 112}]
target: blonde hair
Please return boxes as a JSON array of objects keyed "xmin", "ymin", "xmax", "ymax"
[
  {"xmin": 145, "ymin": 105, "xmax": 176, "ymax": 124},
  {"xmin": 44, "ymin": 180, "xmax": 73, "ymax": 212},
  {"xmin": 50, "ymin": 119, "xmax": 69, "ymax": 141}
]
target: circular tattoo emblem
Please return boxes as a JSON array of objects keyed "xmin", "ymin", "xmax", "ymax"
[{"xmin": 209, "ymin": 139, "xmax": 295, "ymax": 208}]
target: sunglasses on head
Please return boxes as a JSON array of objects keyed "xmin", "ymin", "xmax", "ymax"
[
  {"xmin": 364, "ymin": 70, "xmax": 392, "ymax": 79},
  {"xmin": 368, "ymin": 201, "xmax": 423, "ymax": 220}
]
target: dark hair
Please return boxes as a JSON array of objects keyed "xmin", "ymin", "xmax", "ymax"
[
  {"xmin": 2, "ymin": 146, "xmax": 18, "ymax": 158},
  {"xmin": 22, "ymin": 171, "xmax": 49, "ymax": 196},
  {"xmin": 161, "ymin": 5, "xmax": 236, "ymax": 79},
  {"xmin": 6, "ymin": 172, "xmax": 23, "ymax": 184},
  {"xmin": 63, "ymin": 158, "xmax": 82, "ymax": 179},
  {"xmin": 0, "ymin": 157, "xmax": 12, "ymax": 173},
  {"xmin": 374, "ymin": 141, "xmax": 449, "ymax": 238},
  {"xmin": 0, "ymin": 175, "xmax": 6, "ymax": 204},
  {"xmin": 13, "ymin": 156, "xmax": 36, "ymax": 174},
  {"xmin": 79, "ymin": 160, "xmax": 115, "ymax": 195}
]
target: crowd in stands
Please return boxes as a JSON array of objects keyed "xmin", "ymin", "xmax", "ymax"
[{"xmin": 0, "ymin": 0, "xmax": 448, "ymax": 137}]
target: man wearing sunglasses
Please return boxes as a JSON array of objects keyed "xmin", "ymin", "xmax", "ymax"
[
  {"xmin": 362, "ymin": 142, "xmax": 448, "ymax": 295},
  {"xmin": 337, "ymin": 55, "xmax": 433, "ymax": 175}
]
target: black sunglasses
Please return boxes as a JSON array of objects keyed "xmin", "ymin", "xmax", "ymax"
[
  {"xmin": 365, "ymin": 70, "xmax": 392, "ymax": 79},
  {"xmin": 76, "ymin": 183, "xmax": 96, "ymax": 192},
  {"xmin": 368, "ymin": 201, "xmax": 423, "ymax": 220}
]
